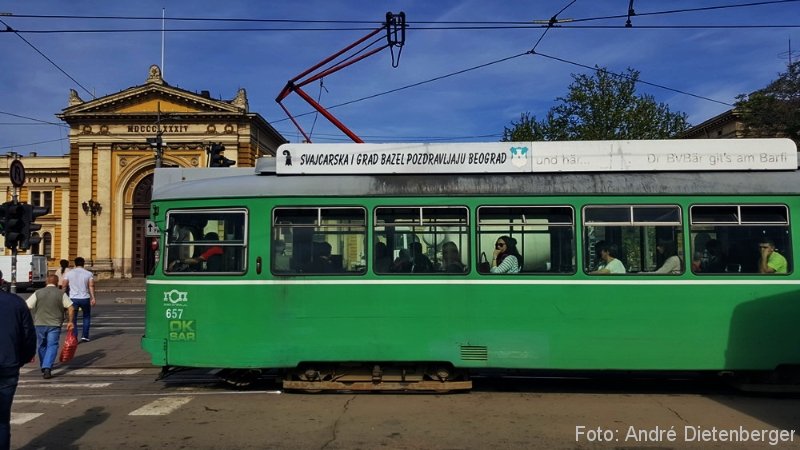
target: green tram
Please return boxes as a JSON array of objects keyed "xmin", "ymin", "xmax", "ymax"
[{"xmin": 143, "ymin": 139, "xmax": 800, "ymax": 391}]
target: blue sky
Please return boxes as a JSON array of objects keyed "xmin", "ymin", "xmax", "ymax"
[{"xmin": 1, "ymin": 0, "xmax": 798, "ymax": 156}]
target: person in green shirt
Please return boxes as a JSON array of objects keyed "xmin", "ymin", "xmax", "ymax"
[{"xmin": 758, "ymin": 238, "xmax": 788, "ymax": 274}]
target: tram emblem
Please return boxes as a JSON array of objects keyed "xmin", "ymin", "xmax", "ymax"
[
  {"xmin": 163, "ymin": 289, "xmax": 189, "ymax": 305},
  {"xmin": 509, "ymin": 146, "xmax": 528, "ymax": 168},
  {"xmin": 283, "ymin": 149, "xmax": 293, "ymax": 166}
]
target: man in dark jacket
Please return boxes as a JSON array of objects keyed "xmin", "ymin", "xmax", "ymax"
[{"xmin": 1, "ymin": 290, "xmax": 36, "ymax": 450}]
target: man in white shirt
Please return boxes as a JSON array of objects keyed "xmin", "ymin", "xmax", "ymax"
[{"xmin": 62, "ymin": 257, "xmax": 96, "ymax": 342}]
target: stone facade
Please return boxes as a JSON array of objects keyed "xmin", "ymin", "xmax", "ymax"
[{"xmin": 0, "ymin": 66, "xmax": 285, "ymax": 278}]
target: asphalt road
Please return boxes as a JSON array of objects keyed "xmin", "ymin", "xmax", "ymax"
[{"xmin": 9, "ymin": 290, "xmax": 800, "ymax": 449}]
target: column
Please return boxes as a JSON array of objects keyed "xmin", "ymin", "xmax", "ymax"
[{"xmin": 77, "ymin": 144, "xmax": 93, "ymax": 260}]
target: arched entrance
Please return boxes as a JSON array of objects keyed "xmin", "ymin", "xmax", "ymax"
[{"xmin": 132, "ymin": 174, "xmax": 154, "ymax": 277}]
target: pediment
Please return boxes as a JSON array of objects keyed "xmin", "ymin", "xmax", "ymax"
[{"xmin": 61, "ymin": 83, "xmax": 243, "ymax": 117}]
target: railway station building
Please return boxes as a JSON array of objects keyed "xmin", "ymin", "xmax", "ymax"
[{"xmin": 0, "ymin": 65, "xmax": 286, "ymax": 279}]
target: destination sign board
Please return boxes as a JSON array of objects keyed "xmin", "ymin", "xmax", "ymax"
[{"xmin": 275, "ymin": 139, "xmax": 797, "ymax": 175}]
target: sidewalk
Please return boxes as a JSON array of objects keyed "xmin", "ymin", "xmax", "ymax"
[{"xmin": 94, "ymin": 277, "xmax": 146, "ymax": 293}]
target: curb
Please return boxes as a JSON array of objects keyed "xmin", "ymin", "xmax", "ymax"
[{"xmin": 114, "ymin": 297, "xmax": 146, "ymax": 304}]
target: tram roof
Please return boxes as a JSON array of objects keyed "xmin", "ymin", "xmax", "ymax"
[{"xmin": 153, "ymin": 139, "xmax": 800, "ymax": 200}]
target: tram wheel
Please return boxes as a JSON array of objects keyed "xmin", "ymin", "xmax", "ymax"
[{"xmin": 294, "ymin": 368, "xmax": 324, "ymax": 393}]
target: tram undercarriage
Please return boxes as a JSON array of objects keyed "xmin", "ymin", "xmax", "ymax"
[
  {"xmin": 159, "ymin": 363, "xmax": 472, "ymax": 392},
  {"xmin": 282, "ymin": 363, "xmax": 472, "ymax": 392}
]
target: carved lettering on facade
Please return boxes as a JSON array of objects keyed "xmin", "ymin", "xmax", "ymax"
[
  {"xmin": 127, "ymin": 124, "xmax": 190, "ymax": 133},
  {"xmin": 26, "ymin": 177, "xmax": 59, "ymax": 184}
]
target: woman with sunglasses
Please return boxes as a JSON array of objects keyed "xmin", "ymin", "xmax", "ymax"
[{"xmin": 490, "ymin": 236, "xmax": 522, "ymax": 273}]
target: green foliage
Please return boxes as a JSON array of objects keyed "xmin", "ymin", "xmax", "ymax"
[
  {"xmin": 734, "ymin": 61, "xmax": 800, "ymax": 143},
  {"xmin": 503, "ymin": 68, "xmax": 689, "ymax": 141}
]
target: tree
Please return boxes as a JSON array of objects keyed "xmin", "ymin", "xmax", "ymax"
[
  {"xmin": 503, "ymin": 68, "xmax": 689, "ymax": 141},
  {"xmin": 734, "ymin": 61, "xmax": 800, "ymax": 143}
]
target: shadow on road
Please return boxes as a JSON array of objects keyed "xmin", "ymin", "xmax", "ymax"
[{"xmin": 19, "ymin": 406, "xmax": 110, "ymax": 450}]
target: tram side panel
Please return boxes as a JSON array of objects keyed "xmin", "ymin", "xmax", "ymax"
[{"xmin": 143, "ymin": 196, "xmax": 800, "ymax": 374}]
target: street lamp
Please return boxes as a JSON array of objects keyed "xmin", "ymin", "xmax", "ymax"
[{"xmin": 82, "ymin": 199, "xmax": 101, "ymax": 215}]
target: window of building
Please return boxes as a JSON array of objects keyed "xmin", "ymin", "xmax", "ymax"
[
  {"xmin": 374, "ymin": 206, "xmax": 469, "ymax": 274},
  {"xmin": 42, "ymin": 232, "xmax": 52, "ymax": 259},
  {"xmin": 164, "ymin": 209, "xmax": 247, "ymax": 274},
  {"xmin": 30, "ymin": 191, "xmax": 53, "ymax": 214},
  {"xmin": 477, "ymin": 206, "xmax": 575, "ymax": 274},
  {"xmin": 272, "ymin": 207, "xmax": 366, "ymax": 275},
  {"xmin": 583, "ymin": 205, "xmax": 684, "ymax": 274},
  {"xmin": 690, "ymin": 204, "xmax": 791, "ymax": 274}
]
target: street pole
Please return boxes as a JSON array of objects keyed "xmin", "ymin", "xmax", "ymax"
[
  {"xmin": 155, "ymin": 102, "xmax": 162, "ymax": 168},
  {"xmin": 10, "ymin": 188, "xmax": 17, "ymax": 294},
  {"xmin": 154, "ymin": 131, "xmax": 163, "ymax": 168}
]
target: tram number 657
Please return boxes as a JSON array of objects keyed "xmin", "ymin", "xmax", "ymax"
[{"xmin": 166, "ymin": 308, "xmax": 184, "ymax": 319}]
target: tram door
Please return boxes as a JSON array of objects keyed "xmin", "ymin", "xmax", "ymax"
[{"xmin": 131, "ymin": 175, "xmax": 154, "ymax": 277}]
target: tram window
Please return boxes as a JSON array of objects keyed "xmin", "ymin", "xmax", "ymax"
[
  {"xmin": 164, "ymin": 209, "xmax": 247, "ymax": 274},
  {"xmin": 477, "ymin": 206, "xmax": 575, "ymax": 274},
  {"xmin": 272, "ymin": 207, "xmax": 366, "ymax": 275},
  {"xmin": 583, "ymin": 205, "xmax": 684, "ymax": 275},
  {"xmin": 690, "ymin": 204, "xmax": 791, "ymax": 274},
  {"xmin": 374, "ymin": 206, "xmax": 469, "ymax": 274}
]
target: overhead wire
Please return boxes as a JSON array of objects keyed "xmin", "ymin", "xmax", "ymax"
[
  {"xmin": 5, "ymin": 23, "xmax": 800, "ymax": 33},
  {"xmin": 0, "ymin": 111, "xmax": 70, "ymax": 127},
  {"xmin": 0, "ymin": 18, "xmax": 95, "ymax": 99},
  {"xmin": 532, "ymin": 52, "xmax": 735, "ymax": 106},
  {"xmin": 530, "ymin": 0, "xmax": 576, "ymax": 53},
  {"xmin": 6, "ymin": 0, "xmax": 799, "ymax": 25},
  {"xmin": 275, "ymin": 0, "xmax": 731, "ymax": 126},
  {"xmin": 0, "ymin": 0, "xmax": 785, "ymax": 148},
  {"xmin": 0, "ymin": 137, "xmax": 68, "ymax": 151}
]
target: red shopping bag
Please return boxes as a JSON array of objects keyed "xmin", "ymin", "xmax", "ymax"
[{"xmin": 59, "ymin": 333, "xmax": 78, "ymax": 363}]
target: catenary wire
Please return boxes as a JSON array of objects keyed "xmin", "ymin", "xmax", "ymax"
[
  {"xmin": 533, "ymin": 52, "xmax": 735, "ymax": 106},
  {"xmin": 5, "ymin": 24, "xmax": 800, "ymax": 33},
  {"xmin": 0, "ymin": 18, "xmax": 95, "ymax": 99},
  {"xmin": 0, "ymin": 1, "xmax": 767, "ymax": 148},
  {"xmin": 6, "ymin": 0, "xmax": 799, "ymax": 25}
]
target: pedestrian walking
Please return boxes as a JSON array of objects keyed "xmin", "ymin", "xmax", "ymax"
[
  {"xmin": 56, "ymin": 259, "xmax": 71, "ymax": 295},
  {"xmin": 26, "ymin": 275, "xmax": 75, "ymax": 379},
  {"xmin": 0, "ymin": 286, "xmax": 36, "ymax": 450},
  {"xmin": 62, "ymin": 257, "xmax": 96, "ymax": 342}
]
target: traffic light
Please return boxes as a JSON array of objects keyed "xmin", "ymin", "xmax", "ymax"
[
  {"xmin": 20, "ymin": 203, "xmax": 49, "ymax": 250},
  {"xmin": 0, "ymin": 201, "xmax": 7, "ymax": 236},
  {"xmin": 208, "ymin": 143, "xmax": 235, "ymax": 167},
  {"xmin": 4, "ymin": 202, "xmax": 24, "ymax": 249},
  {"xmin": 147, "ymin": 134, "xmax": 164, "ymax": 168}
]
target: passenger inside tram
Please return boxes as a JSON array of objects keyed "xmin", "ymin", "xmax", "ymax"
[
  {"xmin": 409, "ymin": 242, "xmax": 433, "ymax": 273},
  {"xmin": 490, "ymin": 235, "xmax": 522, "ymax": 274},
  {"xmin": 374, "ymin": 241, "xmax": 392, "ymax": 273},
  {"xmin": 589, "ymin": 241, "xmax": 626, "ymax": 274},
  {"xmin": 440, "ymin": 241, "xmax": 465, "ymax": 273}
]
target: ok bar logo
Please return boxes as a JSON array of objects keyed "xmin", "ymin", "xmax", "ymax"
[{"xmin": 168, "ymin": 320, "xmax": 196, "ymax": 341}]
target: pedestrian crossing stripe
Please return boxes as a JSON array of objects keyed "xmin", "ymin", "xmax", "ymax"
[
  {"xmin": 129, "ymin": 397, "xmax": 193, "ymax": 416},
  {"xmin": 59, "ymin": 368, "xmax": 143, "ymax": 376},
  {"xmin": 19, "ymin": 368, "xmax": 143, "ymax": 376},
  {"xmin": 17, "ymin": 382, "xmax": 112, "ymax": 388},
  {"xmin": 10, "ymin": 412, "xmax": 43, "ymax": 425},
  {"xmin": 14, "ymin": 398, "xmax": 77, "ymax": 405}
]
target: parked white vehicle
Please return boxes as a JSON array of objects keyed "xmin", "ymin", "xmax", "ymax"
[{"xmin": 0, "ymin": 254, "xmax": 48, "ymax": 292}]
